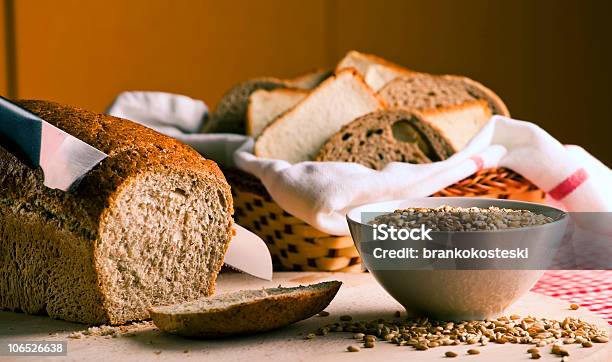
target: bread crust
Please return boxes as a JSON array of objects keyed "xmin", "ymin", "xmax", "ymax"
[{"xmin": 150, "ymin": 281, "xmax": 342, "ymax": 338}]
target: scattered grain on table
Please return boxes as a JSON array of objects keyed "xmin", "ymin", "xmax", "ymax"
[{"xmin": 309, "ymin": 314, "xmax": 608, "ymax": 353}]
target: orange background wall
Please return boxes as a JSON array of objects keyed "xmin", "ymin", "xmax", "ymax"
[{"xmin": 1, "ymin": 0, "xmax": 611, "ymax": 165}]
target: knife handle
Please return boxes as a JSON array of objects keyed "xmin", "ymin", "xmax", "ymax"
[{"xmin": 0, "ymin": 96, "xmax": 42, "ymax": 167}]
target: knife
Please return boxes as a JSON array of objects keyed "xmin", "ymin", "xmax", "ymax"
[
  {"xmin": 224, "ymin": 224, "xmax": 273, "ymax": 280},
  {"xmin": 0, "ymin": 96, "xmax": 108, "ymax": 191}
]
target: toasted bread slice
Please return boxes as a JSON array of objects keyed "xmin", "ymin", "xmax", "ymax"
[
  {"xmin": 246, "ymin": 88, "xmax": 308, "ymax": 137},
  {"xmin": 150, "ymin": 281, "xmax": 342, "ymax": 338},
  {"xmin": 254, "ymin": 69, "xmax": 385, "ymax": 163}
]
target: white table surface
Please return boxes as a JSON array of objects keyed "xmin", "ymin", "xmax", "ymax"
[{"xmin": 1, "ymin": 272, "xmax": 610, "ymax": 362}]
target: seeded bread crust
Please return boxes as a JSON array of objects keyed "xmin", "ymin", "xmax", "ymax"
[
  {"xmin": 0, "ymin": 100, "xmax": 234, "ymax": 325},
  {"xmin": 378, "ymin": 73, "xmax": 509, "ymax": 116},
  {"xmin": 316, "ymin": 109, "xmax": 454, "ymax": 170},
  {"xmin": 150, "ymin": 281, "xmax": 342, "ymax": 338}
]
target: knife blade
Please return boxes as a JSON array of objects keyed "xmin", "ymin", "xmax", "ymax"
[
  {"xmin": 0, "ymin": 96, "xmax": 107, "ymax": 191},
  {"xmin": 224, "ymin": 224, "xmax": 273, "ymax": 280}
]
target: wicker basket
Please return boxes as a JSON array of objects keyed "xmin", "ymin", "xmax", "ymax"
[{"xmin": 225, "ymin": 168, "xmax": 545, "ymax": 272}]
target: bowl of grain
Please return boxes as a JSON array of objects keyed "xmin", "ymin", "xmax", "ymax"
[{"xmin": 347, "ymin": 197, "xmax": 568, "ymax": 320}]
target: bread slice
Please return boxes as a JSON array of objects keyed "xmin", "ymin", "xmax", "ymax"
[
  {"xmin": 254, "ymin": 69, "xmax": 385, "ymax": 163},
  {"xmin": 0, "ymin": 100, "xmax": 234, "ymax": 325},
  {"xmin": 286, "ymin": 68, "xmax": 332, "ymax": 89},
  {"xmin": 150, "ymin": 281, "xmax": 342, "ymax": 338},
  {"xmin": 202, "ymin": 77, "xmax": 289, "ymax": 134},
  {"xmin": 421, "ymin": 100, "xmax": 492, "ymax": 151},
  {"xmin": 316, "ymin": 100, "xmax": 491, "ymax": 169},
  {"xmin": 336, "ymin": 50, "xmax": 405, "ymax": 76},
  {"xmin": 316, "ymin": 109, "xmax": 454, "ymax": 169},
  {"xmin": 364, "ymin": 63, "xmax": 413, "ymax": 92},
  {"xmin": 336, "ymin": 50, "xmax": 412, "ymax": 90},
  {"xmin": 246, "ymin": 88, "xmax": 308, "ymax": 137},
  {"xmin": 378, "ymin": 73, "xmax": 509, "ymax": 116}
]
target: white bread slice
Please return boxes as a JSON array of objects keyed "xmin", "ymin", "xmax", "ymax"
[
  {"xmin": 421, "ymin": 99, "xmax": 492, "ymax": 152},
  {"xmin": 254, "ymin": 69, "xmax": 385, "ymax": 163},
  {"xmin": 336, "ymin": 50, "xmax": 413, "ymax": 91},
  {"xmin": 246, "ymin": 88, "xmax": 308, "ymax": 137}
]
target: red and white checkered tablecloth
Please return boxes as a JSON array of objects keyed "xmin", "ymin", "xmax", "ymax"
[{"xmin": 531, "ymin": 270, "xmax": 612, "ymax": 325}]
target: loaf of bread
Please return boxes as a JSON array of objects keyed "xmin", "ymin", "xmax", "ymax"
[
  {"xmin": 246, "ymin": 88, "xmax": 308, "ymax": 137},
  {"xmin": 316, "ymin": 109, "xmax": 455, "ymax": 169},
  {"xmin": 254, "ymin": 69, "xmax": 386, "ymax": 163},
  {"xmin": 378, "ymin": 73, "xmax": 509, "ymax": 116},
  {"xmin": 0, "ymin": 100, "xmax": 234, "ymax": 325},
  {"xmin": 150, "ymin": 281, "xmax": 341, "ymax": 338}
]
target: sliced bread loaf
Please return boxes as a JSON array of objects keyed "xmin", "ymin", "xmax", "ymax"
[
  {"xmin": 315, "ymin": 109, "xmax": 454, "ymax": 170},
  {"xmin": 150, "ymin": 281, "xmax": 342, "ymax": 338},
  {"xmin": 0, "ymin": 100, "xmax": 234, "ymax": 325},
  {"xmin": 246, "ymin": 88, "xmax": 308, "ymax": 137},
  {"xmin": 254, "ymin": 69, "xmax": 385, "ymax": 163},
  {"xmin": 378, "ymin": 73, "xmax": 509, "ymax": 116},
  {"xmin": 202, "ymin": 77, "xmax": 289, "ymax": 134},
  {"xmin": 316, "ymin": 100, "xmax": 491, "ymax": 169}
]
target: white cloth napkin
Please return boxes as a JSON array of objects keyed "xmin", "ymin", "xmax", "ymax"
[{"xmin": 108, "ymin": 92, "xmax": 612, "ymax": 235}]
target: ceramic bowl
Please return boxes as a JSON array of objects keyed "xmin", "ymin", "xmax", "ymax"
[{"xmin": 347, "ymin": 197, "xmax": 568, "ymax": 320}]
